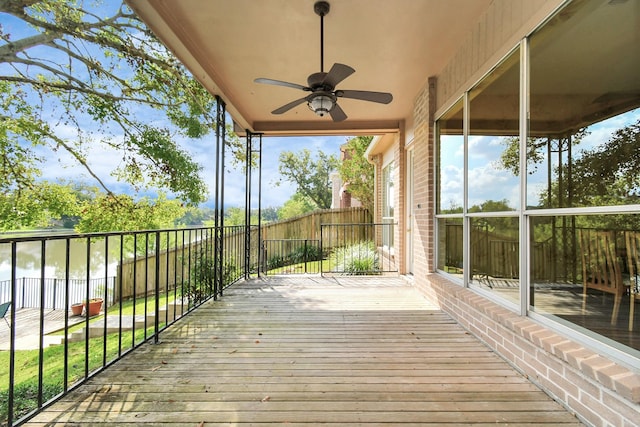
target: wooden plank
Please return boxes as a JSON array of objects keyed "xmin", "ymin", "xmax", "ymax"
[
  {"xmin": 27, "ymin": 276, "xmax": 582, "ymax": 425},
  {"xmin": 28, "ymin": 409, "xmax": 583, "ymax": 425}
]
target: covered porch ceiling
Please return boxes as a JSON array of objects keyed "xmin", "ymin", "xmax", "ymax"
[{"xmin": 126, "ymin": 0, "xmax": 492, "ymax": 136}]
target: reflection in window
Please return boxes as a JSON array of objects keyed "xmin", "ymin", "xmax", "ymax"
[
  {"xmin": 469, "ymin": 216, "xmax": 519, "ymax": 305},
  {"xmin": 468, "ymin": 48, "xmax": 520, "ymax": 212},
  {"xmin": 531, "ymin": 215, "xmax": 640, "ymax": 351},
  {"xmin": 437, "ymin": 217, "xmax": 463, "ymax": 276},
  {"xmin": 526, "ymin": 0, "xmax": 640, "ymax": 353},
  {"xmin": 528, "ymin": 0, "xmax": 640, "ymax": 209},
  {"xmin": 436, "ymin": 99, "xmax": 464, "ymax": 277},
  {"xmin": 433, "ymin": 0, "xmax": 640, "ymax": 355},
  {"xmin": 437, "ymin": 99, "xmax": 464, "ymax": 214}
]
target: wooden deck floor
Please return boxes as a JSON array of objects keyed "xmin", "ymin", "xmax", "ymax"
[{"xmin": 27, "ymin": 275, "xmax": 582, "ymax": 426}]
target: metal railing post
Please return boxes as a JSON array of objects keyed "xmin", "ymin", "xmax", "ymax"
[
  {"xmin": 8, "ymin": 242, "xmax": 17, "ymax": 426},
  {"xmin": 154, "ymin": 231, "xmax": 160, "ymax": 344}
]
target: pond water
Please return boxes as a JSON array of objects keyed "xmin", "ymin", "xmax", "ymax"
[{"xmin": 0, "ymin": 236, "xmax": 117, "ymax": 282}]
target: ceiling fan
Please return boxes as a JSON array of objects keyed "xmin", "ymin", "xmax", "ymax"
[{"xmin": 254, "ymin": 1, "xmax": 393, "ymax": 122}]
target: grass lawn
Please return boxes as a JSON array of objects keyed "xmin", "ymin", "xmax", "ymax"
[
  {"xmin": 0, "ymin": 325, "xmax": 162, "ymax": 424},
  {"xmin": 0, "ymin": 291, "xmax": 185, "ymax": 424}
]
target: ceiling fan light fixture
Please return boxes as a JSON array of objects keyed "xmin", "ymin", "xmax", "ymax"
[
  {"xmin": 308, "ymin": 94, "xmax": 334, "ymax": 117},
  {"xmin": 254, "ymin": 0, "xmax": 392, "ymax": 122}
]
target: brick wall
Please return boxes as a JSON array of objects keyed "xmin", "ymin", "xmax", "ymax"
[{"xmin": 416, "ymin": 274, "xmax": 640, "ymax": 427}]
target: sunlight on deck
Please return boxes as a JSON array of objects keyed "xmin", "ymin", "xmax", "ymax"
[{"xmin": 26, "ymin": 275, "xmax": 582, "ymax": 426}]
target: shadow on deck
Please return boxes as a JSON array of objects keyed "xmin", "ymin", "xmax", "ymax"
[{"xmin": 26, "ymin": 275, "xmax": 582, "ymax": 426}]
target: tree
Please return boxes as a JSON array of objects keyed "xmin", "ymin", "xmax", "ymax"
[
  {"xmin": 568, "ymin": 120, "xmax": 640, "ymax": 207},
  {"xmin": 0, "ymin": 0, "xmax": 242, "ymax": 210},
  {"xmin": 277, "ymin": 148, "xmax": 338, "ymax": 209},
  {"xmin": 278, "ymin": 192, "xmax": 317, "ymax": 220},
  {"xmin": 223, "ymin": 206, "xmax": 278, "ymax": 226},
  {"xmin": 261, "ymin": 207, "xmax": 279, "ymax": 223},
  {"xmin": 338, "ymin": 136, "xmax": 374, "ymax": 213},
  {"xmin": 0, "ymin": 180, "xmax": 80, "ymax": 230},
  {"xmin": 75, "ymin": 192, "xmax": 185, "ymax": 233},
  {"xmin": 224, "ymin": 206, "xmax": 256, "ymax": 226}
]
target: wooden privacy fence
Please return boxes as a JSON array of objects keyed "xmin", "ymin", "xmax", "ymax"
[
  {"xmin": 115, "ymin": 227, "xmax": 247, "ymax": 301},
  {"xmin": 260, "ymin": 207, "xmax": 371, "ymax": 242},
  {"xmin": 115, "ymin": 209, "xmax": 370, "ymax": 299}
]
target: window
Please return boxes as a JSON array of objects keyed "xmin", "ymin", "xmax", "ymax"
[
  {"xmin": 527, "ymin": 0, "xmax": 640, "ymax": 352},
  {"xmin": 436, "ymin": 99, "xmax": 464, "ymax": 276},
  {"xmin": 434, "ymin": 0, "xmax": 640, "ymax": 355}
]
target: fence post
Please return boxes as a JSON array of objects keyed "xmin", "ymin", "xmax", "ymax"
[
  {"xmin": 320, "ymin": 226, "xmax": 324, "ymax": 276},
  {"xmin": 52, "ymin": 278, "xmax": 57, "ymax": 310}
]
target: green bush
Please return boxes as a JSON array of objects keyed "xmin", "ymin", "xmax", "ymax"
[
  {"xmin": 223, "ymin": 258, "xmax": 241, "ymax": 285},
  {"xmin": 289, "ymin": 244, "xmax": 322, "ymax": 264},
  {"xmin": 267, "ymin": 255, "xmax": 286, "ymax": 270},
  {"xmin": 331, "ymin": 241, "xmax": 379, "ymax": 274},
  {"xmin": 186, "ymin": 248, "xmax": 214, "ymax": 305},
  {"xmin": 186, "ymin": 250, "xmax": 241, "ymax": 304}
]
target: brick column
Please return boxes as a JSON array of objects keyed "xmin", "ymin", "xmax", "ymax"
[{"xmin": 412, "ymin": 77, "xmax": 437, "ymax": 281}]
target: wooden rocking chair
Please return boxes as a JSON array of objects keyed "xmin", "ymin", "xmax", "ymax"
[
  {"xmin": 578, "ymin": 229, "xmax": 625, "ymax": 325},
  {"xmin": 624, "ymin": 231, "xmax": 640, "ymax": 331}
]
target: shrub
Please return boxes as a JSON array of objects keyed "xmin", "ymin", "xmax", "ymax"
[
  {"xmin": 331, "ymin": 241, "xmax": 379, "ymax": 274},
  {"xmin": 222, "ymin": 258, "xmax": 241, "ymax": 285},
  {"xmin": 289, "ymin": 244, "xmax": 322, "ymax": 264},
  {"xmin": 186, "ymin": 248, "xmax": 214, "ymax": 305},
  {"xmin": 267, "ymin": 255, "xmax": 286, "ymax": 270},
  {"xmin": 186, "ymin": 250, "xmax": 241, "ymax": 304}
]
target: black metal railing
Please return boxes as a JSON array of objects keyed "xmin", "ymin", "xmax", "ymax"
[
  {"xmin": 0, "ymin": 277, "xmax": 116, "ymax": 310},
  {"xmin": 0, "ymin": 220, "xmax": 392, "ymax": 425},
  {"xmin": 260, "ymin": 223, "xmax": 398, "ymax": 276},
  {"xmin": 262, "ymin": 239, "xmax": 322, "ymax": 274},
  {"xmin": 0, "ymin": 225, "xmax": 248, "ymax": 426}
]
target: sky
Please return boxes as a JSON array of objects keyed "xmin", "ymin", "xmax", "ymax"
[{"xmin": 39, "ymin": 129, "xmax": 350, "ymax": 209}]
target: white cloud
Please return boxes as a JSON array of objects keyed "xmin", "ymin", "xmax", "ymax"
[
  {"xmin": 37, "ymin": 130, "xmax": 347, "ymax": 208},
  {"xmin": 468, "ymin": 164, "xmax": 519, "ymax": 208}
]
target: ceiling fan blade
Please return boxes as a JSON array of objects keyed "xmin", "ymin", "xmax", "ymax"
[
  {"xmin": 322, "ymin": 63, "xmax": 355, "ymax": 88},
  {"xmin": 254, "ymin": 78, "xmax": 309, "ymax": 91},
  {"xmin": 338, "ymin": 90, "xmax": 393, "ymax": 104},
  {"xmin": 271, "ymin": 97, "xmax": 308, "ymax": 114},
  {"xmin": 329, "ymin": 103, "xmax": 347, "ymax": 122}
]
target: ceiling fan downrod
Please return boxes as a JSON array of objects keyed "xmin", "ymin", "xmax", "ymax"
[
  {"xmin": 253, "ymin": 0, "xmax": 392, "ymax": 122},
  {"xmin": 314, "ymin": 1, "xmax": 330, "ymax": 73}
]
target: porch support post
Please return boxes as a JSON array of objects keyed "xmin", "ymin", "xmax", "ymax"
[
  {"xmin": 244, "ymin": 131, "xmax": 263, "ymax": 279},
  {"xmin": 214, "ymin": 96, "xmax": 226, "ymax": 299},
  {"xmin": 244, "ymin": 131, "xmax": 253, "ymax": 279},
  {"xmin": 256, "ymin": 133, "xmax": 263, "ymax": 277}
]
